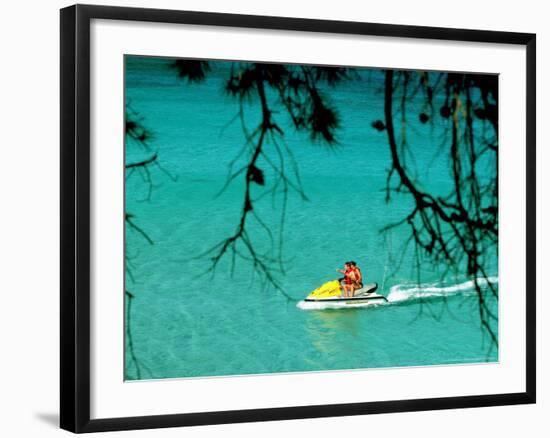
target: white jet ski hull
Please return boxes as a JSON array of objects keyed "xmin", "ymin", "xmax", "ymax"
[{"xmin": 304, "ymin": 283, "xmax": 387, "ymax": 303}]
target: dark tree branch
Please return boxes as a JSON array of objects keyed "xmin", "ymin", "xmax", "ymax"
[{"xmin": 380, "ymin": 69, "xmax": 498, "ymax": 346}]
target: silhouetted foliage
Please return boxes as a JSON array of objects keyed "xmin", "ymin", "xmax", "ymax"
[
  {"xmin": 378, "ymin": 69, "xmax": 498, "ymax": 345},
  {"xmin": 172, "ymin": 59, "xmax": 211, "ymax": 83},
  {"xmin": 124, "ymin": 104, "xmax": 179, "ymax": 378},
  {"xmin": 372, "ymin": 120, "xmax": 385, "ymax": 131},
  {"xmin": 186, "ymin": 61, "xmax": 355, "ymax": 295}
]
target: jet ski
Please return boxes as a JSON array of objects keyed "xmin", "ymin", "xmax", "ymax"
[{"xmin": 304, "ymin": 280, "xmax": 387, "ymax": 304}]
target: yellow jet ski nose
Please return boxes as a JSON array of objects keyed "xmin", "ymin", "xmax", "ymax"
[{"xmin": 307, "ymin": 280, "xmax": 342, "ymax": 299}]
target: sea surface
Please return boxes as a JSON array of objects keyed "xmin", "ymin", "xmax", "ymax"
[{"xmin": 124, "ymin": 56, "xmax": 498, "ymax": 380}]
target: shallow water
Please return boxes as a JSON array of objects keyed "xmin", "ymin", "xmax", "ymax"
[{"xmin": 124, "ymin": 56, "xmax": 498, "ymax": 380}]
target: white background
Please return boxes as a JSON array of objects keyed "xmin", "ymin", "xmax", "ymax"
[{"xmin": 0, "ymin": 0, "xmax": 547, "ymax": 437}]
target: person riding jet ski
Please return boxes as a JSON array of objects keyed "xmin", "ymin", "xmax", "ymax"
[{"xmin": 336, "ymin": 261, "xmax": 363, "ymax": 298}]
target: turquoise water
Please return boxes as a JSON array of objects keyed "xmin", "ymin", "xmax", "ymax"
[{"xmin": 124, "ymin": 56, "xmax": 498, "ymax": 380}]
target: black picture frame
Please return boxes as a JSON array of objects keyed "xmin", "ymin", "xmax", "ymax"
[{"xmin": 60, "ymin": 3, "xmax": 536, "ymax": 433}]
